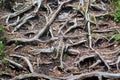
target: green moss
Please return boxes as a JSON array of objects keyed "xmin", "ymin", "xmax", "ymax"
[
  {"xmin": 1, "ymin": 57, "xmax": 6, "ymax": 62},
  {"xmin": 105, "ymin": 34, "xmax": 111, "ymax": 38},
  {"xmin": 112, "ymin": 0, "xmax": 120, "ymax": 22},
  {"xmin": 113, "ymin": 34, "xmax": 120, "ymax": 41},
  {"xmin": 0, "ymin": 25, "xmax": 5, "ymax": 62},
  {"xmin": 0, "ymin": 0, "xmax": 5, "ymax": 6},
  {"xmin": 0, "ymin": 25, "xmax": 3, "ymax": 31},
  {"xmin": 63, "ymin": 53, "xmax": 68, "ymax": 58}
]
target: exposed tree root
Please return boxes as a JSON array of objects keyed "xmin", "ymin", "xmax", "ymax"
[
  {"xmin": 64, "ymin": 18, "xmax": 77, "ymax": 34},
  {"xmin": 31, "ymin": 47, "xmax": 56, "ymax": 55},
  {"xmin": 65, "ymin": 72, "xmax": 120, "ymax": 80},
  {"xmin": 6, "ymin": 0, "xmax": 43, "ymax": 28},
  {"xmin": 89, "ymin": 60, "xmax": 101, "ymax": 69},
  {"xmin": 11, "ymin": 73, "xmax": 58, "ymax": 80},
  {"xmin": 74, "ymin": 49, "xmax": 112, "ymax": 70},
  {"xmin": 116, "ymin": 56, "xmax": 120, "ymax": 70},
  {"xmin": 58, "ymin": 16, "xmax": 70, "ymax": 35},
  {"xmin": 93, "ymin": 30, "xmax": 115, "ymax": 33},
  {"xmin": 10, "ymin": 72, "xmax": 120, "ymax": 80},
  {"xmin": 2, "ymin": 0, "xmax": 120, "ymax": 80},
  {"xmin": 0, "ymin": 73, "xmax": 13, "ymax": 79},
  {"xmin": 90, "ymin": 4, "xmax": 106, "ymax": 11},
  {"xmin": 95, "ymin": 51, "xmax": 111, "ymax": 70},
  {"xmin": 8, "ymin": 0, "xmax": 72, "ymax": 43},
  {"xmin": 102, "ymin": 49, "xmax": 120, "ymax": 55},
  {"xmin": 74, "ymin": 55, "xmax": 96, "ymax": 67},
  {"xmin": 67, "ymin": 48, "xmax": 80, "ymax": 55},
  {"xmin": 12, "ymin": 12, "xmax": 35, "ymax": 32},
  {"xmin": 10, "ymin": 54, "xmax": 34, "ymax": 73},
  {"xmin": 85, "ymin": 0, "xmax": 93, "ymax": 49},
  {"xmin": 6, "ymin": 58, "xmax": 25, "ymax": 70},
  {"xmin": 67, "ymin": 40, "xmax": 87, "ymax": 47}
]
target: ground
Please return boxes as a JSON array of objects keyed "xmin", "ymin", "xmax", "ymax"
[{"xmin": 0, "ymin": 0, "xmax": 120, "ymax": 80}]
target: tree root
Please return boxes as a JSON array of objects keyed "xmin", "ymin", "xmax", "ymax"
[
  {"xmin": 85, "ymin": 0, "xmax": 93, "ymax": 49},
  {"xmin": 89, "ymin": 60, "xmax": 101, "ymax": 69},
  {"xmin": 67, "ymin": 40, "xmax": 87, "ymax": 47},
  {"xmin": 63, "ymin": 33, "xmax": 87, "ymax": 39},
  {"xmin": 58, "ymin": 16, "xmax": 70, "ymax": 35},
  {"xmin": 31, "ymin": 46, "xmax": 56, "ymax": 55},
  {"xmin": 67, "ymin": 48, "xmax": 80, "ymax": 55},
  {"xmin": 10, "ymin": 54, "xmax": 34, "ymax": 73},
  {"xmin": 102, "ymin": 49, "xmax": 120, "ymax": 55},
  {"xmin": 59, "ymin": 45, "xmax": 65, "ymax": 68},
  {"xmin": 90, "ymin": 4, "xmax": 106, "ymax": 11},
  {"xmin": 74, "ymin": 55, "xmax": 96, "ymax": 67},
  {"xmin": 53, "ymin": 38, "xmax": 63, "ymax": 59},
  {"xmin": 0, "ymin": 73, "xmax": 13, "ymax": 79},
  {"xmin": 93, "ymin": 29, "xmax": 115, "ymax": 33},
  {"xmin": 8, "ymin": 0, "xmax": 72, "ymax": 43},
  {"xmin": 95, "ymin": 51, "xmax": 111, "ymax": 70},
  {"xmin": 10, "ymin": 72, "xmax": 120, "ymax": 80},
  {"xmin": 74, "ymin": 49, "xmax": 112, "ymax": 70},
  {"xmin": 12, "ymin": 12, "xmax": 35, "ymax": 32},
  {"xmin": 116, "ymin": 56, "xmax": 120, "ymax": 70},
  {"xmin": 2, "ymin": 0, "xmax": 44, "ymax": 34},
  {"xmin": 5, "ymin": 58, "xmax": 25, "ymax": 70},
  {"xmin": 64, "ymin": 18, "xmax": 77, "ymax": 34},
  {"xmin": 65, "ymin": 72, "xmax": 120, "ymax": 80},
  {"xmin": 8, "ymin": 37, "xmax": 58, "ymax": 43},
  {"xmin": 11, "ymin": 73, "xmax": 58, "ymax": 80}
]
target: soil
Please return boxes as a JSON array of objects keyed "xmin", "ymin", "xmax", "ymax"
[{"xmin": 0, "ymin": 0, "xmax": 120, "ymax": 80}]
